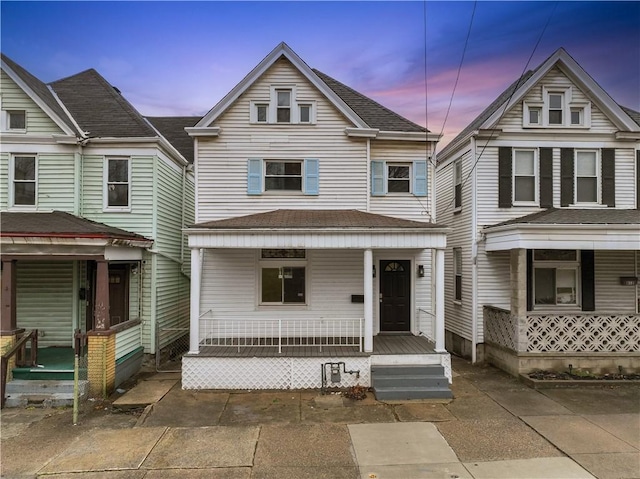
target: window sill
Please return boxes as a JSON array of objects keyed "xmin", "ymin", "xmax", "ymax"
[
  {"xmin": 258, "ymin": 304, "xmax": 309, "ymax": 311},
  {"xmin": 453, "ymin": 207, "xmax": 462, "ymax": 215},
  {"xmin": 8, "ymin": 205, "xmax": 37, "ymax": 211},
  {"xmin": 103, "ymin": 207, "xmax": 132, "ymax": 213},
  {"xmin": 566, "ymin": 203, "xmax": 607, "ymax": 209},
  {"xmin": 513, "ymin": 202, "xmax": 539, "ymax": 207},
  {"xmin": 453, "ymin": 300, "xmax": 462, "ymax": 306},
  {"xmin": 260, "ymin": 191, "xmax": 305, "ymax": 196}
]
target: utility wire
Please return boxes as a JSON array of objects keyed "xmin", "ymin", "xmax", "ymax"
[{"xmin": 439, "ymin": 1, "xmax": 558, "ymax": 216}]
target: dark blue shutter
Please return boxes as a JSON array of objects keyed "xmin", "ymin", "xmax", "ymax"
[
  {"xmin": 371, "ymin": 160, "xmax": 385, "ymax": 196},
  {"xmin": 413, "ymin": 160, "xmax": 427, "ymax": 197},
  {"xmin": 539, "ymin": 148, "xmax": 553, "ymax": 208},
  {"xmin": 601, "ymin": 149, "xmax": 615, "ymax": 207},
  {"xmin": 560, "ymin": 149, "xmax": 574, "ymax": 206},
  {"xmin": 304, "ymin": 158, "xmax": 319, "ymax": 195},
  {"xmin": 498, "ymin": 147, "xmax": 512, "ymax": 207},
  {"xmin": 581, "ymin": 250, "xmax": 595, "ymax": 311},
  {"xmin": 247, "ymin": 158, "xmax": 262, "ymax": 195}
]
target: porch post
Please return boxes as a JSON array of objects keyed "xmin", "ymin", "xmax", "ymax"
[
  {"xmin": 363, "ymin": 248, "xmax": 373, "ymax": 352},
  {"xmin": 435, "ymin": 248, "xmax": 446, "ymax": 352},
  {"xmin": 1, "ymin": 259, "xmax": 17, "ymax": 334},
  {"xmin": 510, "ymin": 249, "xmax": 528, "ymax": 352},
  {"xmin": 94, "ymin": 260, "xmax": 110, "ymax": 331},
  {"xmin": 189, "ymin": 248, "xmax": 202, "ymax": 354}
]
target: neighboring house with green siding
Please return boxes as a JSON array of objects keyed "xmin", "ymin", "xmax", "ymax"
[{"xmin": 0, "ymin": 53, "xmax": 196, "ymax": 399}]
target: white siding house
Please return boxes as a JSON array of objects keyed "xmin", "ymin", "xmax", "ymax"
[
  {"xmin": 436, "ymin": 48, "xmax": 640, "ymax": 376},
  {"xmin": 184, "ymin": 43, "xmax": 452, "ymax": 398}
]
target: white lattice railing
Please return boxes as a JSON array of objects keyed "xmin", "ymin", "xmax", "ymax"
[
  {"xmin": 526, "ymin": 314, "xmax": 640, "ymax": 353},
  {"xmin": 484, "ymin": 305, "xmax": 518, "ymax": 351},
  {"xmin": 199, "ymin": 318, "xmax": 364, "ymax": 353}
]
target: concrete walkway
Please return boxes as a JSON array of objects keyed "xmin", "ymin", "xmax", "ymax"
[{"xmin": 1, "ymin": 357, "xmax": 638, "ymax": 478}]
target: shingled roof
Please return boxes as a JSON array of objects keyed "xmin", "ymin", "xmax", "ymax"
[
  {"xmin": 1, "ymin": 53, "xmax": 77, "ymax": 134},
  {"xmin": 313, "ymin": 69, "xmax": 427, "ymax": 133},
  {"xmin": 486, "ymin": 208, "xmax": 640, "ymax": 229},
  {"xmin": 620, "ymin": 105, "xmax": 640, "ymax": 127},
  {"xmin": 1, "ymin": 211, "xmax": 153, "ymax": 243},
  {"xmin": 191, "ymin": 209, "xmax": 446, "ymax": 230},
  {"xmin": 146, "ymin": 116, "xmax": 201, "ymax": 163},
  {"xmin": 50, "ymin": 69, "xmax": 156, "ymax": 138}
]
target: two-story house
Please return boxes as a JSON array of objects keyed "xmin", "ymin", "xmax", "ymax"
[
  {"xmin": 183, "ymin": 42, "xmax": 452, "ymax": 399},
  {"xmin": 436, "ymin": 48, "xmax": 640, "ymax": 377},
  {"xmin": 0, "ymin": 54, "xmax": 195, "ymax": 401}
]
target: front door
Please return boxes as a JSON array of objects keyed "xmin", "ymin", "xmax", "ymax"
[
  {"xmin": 85, "ymin": 262, "xmax": 129, "ymax": 330},
  {"xmin": 379, "ymin": 260, "xmax": 411, "ymax": 332}
]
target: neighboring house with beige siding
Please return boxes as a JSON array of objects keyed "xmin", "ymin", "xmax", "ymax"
[
  {"xmin": 0, "ymin": 54, "xmax": 195, "ymax": 402},
  {"xmin": 184, "ymin": 43, "xmax": 452, "ymax": 399},
  {"xmin": 436, "ymin": 48, "xmax": 640, "ymax": 376}
]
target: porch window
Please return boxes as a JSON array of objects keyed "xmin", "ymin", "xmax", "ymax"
[
  {"xmin": 105, "ymin": 157, "xmax": 130, "ymax": 209},
  {"xmin": 12, "ymin": 155, "xmax": 36, "ymax": 206},
  {"xmin": 260, "ymin": 249, "xmax": 306, "ymax": 304},
  {"xmin": 533, "ymin": 250, "xmax": 579, "ymax": 306}
]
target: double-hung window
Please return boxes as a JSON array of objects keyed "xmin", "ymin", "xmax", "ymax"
[
  {"xmin": 547, "ymin": 92, "xmax": 564, "ymax": 125},
  {"xmin": 575, "ymin": 150, "xmax": 599, "ymax": 204},
  {"xmin": 276, "ymin": 89, "xmax": 291, "ymax": 123},
  {"xmin": 12, "ymin": 155, "xmax": 36, "ymax": 207},
  {"xmin": 260, "ymin": 249, "xmax": 306, "ymax": 305},
  {"xmin": 265, "ymin": 160, "xmax": 302, "ymax": 191},
  {"xmin": 453, "ymin": 160, "xmax": 462, "ymax": 209},
  {"xmin": 387, "ymin": 164, "xmax": 411, "ymax": 193},
  {"xmin": 513, "ymin": 149, "xmax": 537, "ymax": 204},
  {"xmin": 248, "ymin": 158, "xmax": 319, "ymax": 195},
  {"xmin": 371, "ymin": 160, "xmax": 427, "ymax": 197},
  {"xmin": 453, "ymin": 248, "xmax": 462, "ymax": 302},
  {"xmin": 105, "ymin": 157, "xmax": 130, "ymax": 209},
  {"xmin": 533, "ymin": 250, "xmax": 579, "ymax": 307}
]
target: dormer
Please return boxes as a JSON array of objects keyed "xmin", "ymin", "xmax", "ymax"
[
  {"xmin": 249, "ymin": 84, "xmax": 316, "ymax": 125},
  {"xmin": 523, "ymin": 85, "xmax": 591, "ymax": 129}
]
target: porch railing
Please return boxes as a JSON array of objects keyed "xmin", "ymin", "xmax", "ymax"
[
  {"xmin": 1, "ymin": 329, "xmax": 38, "ymax": 408},
  {"xmin": 199, "ymin": 318, "xmax": 364, "ymax": 353},
  {"xmin": 484, "ymin": 306, "xmax": 518, "ymax": 351}
]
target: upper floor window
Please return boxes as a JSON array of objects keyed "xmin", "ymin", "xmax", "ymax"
[
  {"xmin": 8, "ymin": 110, "xmax": 26, "ymax": 131},
  {"xmin": 299, "ymin": 104, "xmax": 311, "ymax": 123},
  {"xmin": 575, "ymin": 150, "xmax": 599, "ymax": 204},
  {"xmin": 255, "ymin": 104, "xmax": 268, "ymax": 123},
  {"xmin": 371, "ymin": 160, "xmax": 427, "ymax": 197},
  {"xmin": 453, "ymin": 160, "xmax": 462, "ymax": 210},
  {"xmin": 524, "ymin": 87, "xmax": 590, "ymax": 128},
  {"xmin": 453, "ymin": 247, "xmax": 462, "ymax": 302},
  {"xmin": 11, "ymin": 154, "xmax": 36, "ymax": 207},
  {"xmin": 105, "ymin": 157, "xmax": 130, "ymax": 210},
  {"xmin": 249, "ymin": 86, "xmax": 316, "ymax": 125},
  {"xmin": 247, "ymin": 158, "xmax": 319, "ymax": 196},
  {"xmin": 276, "ymin": 89, "xmax": 291, "ymax": 123},
  {"xmin": 547, "ymin": 92, "xmax": 564, "ymax": 125},
  {"xmin": 513, "ymin": 149, "xmax": 537, "ymax": 204}
]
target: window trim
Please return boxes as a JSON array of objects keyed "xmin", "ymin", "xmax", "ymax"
[
  {"xmin": 6, "ymin": 109, "xmax": 27, "ymax": 132},
  {"xmin": 264, "ymin": 159, "xmax": 304, "ymax": 193},
  {"xmin": 523, "ymin": 102, "xmax": 542, "ymax": 127},
  {"xmin": 574, "ymin": 149, "xmax": 600, "ymax": 205},
  {"xmin": 9, "ymin": 153, "xmax": 37, "ymax": 209},
  {"xmin": 103, "ymin": 156, "xmax": 132, "ymax": 212},
  {"xmin": 453, "ymin": 247, "xmax": 462, "ymax": 303},
  {"xmin": 512, "ymin": 148, "xmax": 539, "ymax": 206},
  {"xmin": 387, "ymin": 163, "xmax": 412, "ymax": 195},
  {"xmin": 258, "ymin": 252, "xmax": 308, "ymax": 306},
  {"xmin": 250, "ymin": 101, "xmax": 269, "ymax": 123}
]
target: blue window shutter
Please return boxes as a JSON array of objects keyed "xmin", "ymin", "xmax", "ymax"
[
  {"xmin": 413, "ymin": 160, "xmax": 428, "ymax": 197},
  {"xmin": 371, "ymin": 160, "xmax": 385, "ymax": 196},
  {"xmin": 247, "ymin": 158, "xmax": 262, "ymax": 195},
  {"xmin": 304, "ymin": 158, "xmax": 319, "ymax": 195}
]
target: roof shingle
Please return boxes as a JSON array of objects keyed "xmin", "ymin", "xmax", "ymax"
[
  {"xmin": 487, "ymin": 208, "xmax": 640, "ymax": 228},
  {"xmin": 146, "ymin": 116, "xmax": 201, "ymax": 163}
]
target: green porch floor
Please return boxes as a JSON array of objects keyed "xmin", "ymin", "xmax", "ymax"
[{"xmin": 12, "ymin": 347, "xmax": 79, "ymax": 380}]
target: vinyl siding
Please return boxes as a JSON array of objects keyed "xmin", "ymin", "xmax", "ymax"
[
  {"xmin": 155, "ymin": 253, "xmax": 190, "ymax": 350},
  {"xmin": 594, "ymin": 250, "xmax": 637, "ymax": 313},
  {"xmin": 0, "ymin": 71, "xmax": 64, "ymax": 135},
  {"xmin": 115, "ymin": 323, "xmax": 142, "ymax": 360},
  {"xmin": 15, "ymin": 261, "xmax": 74, "ymax": 346},
  {"xmin": 0, "ymin": 153, "xmax": 8, "ymax": 209},
  {"xmin": 36, "ymin": 153, "xmax": 76, "ymax": 212}
]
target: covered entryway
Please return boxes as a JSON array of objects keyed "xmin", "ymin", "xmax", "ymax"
[{"xmin": 379, "ymin": 260, "xmax": 411, "ymax": 332}]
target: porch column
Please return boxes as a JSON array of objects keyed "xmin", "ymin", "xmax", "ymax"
[
  {"xmin": 189, "ymin": 248, "xmax": 202, "ymax": 354},
  {"xmin": 363, "ymin": 248, "xmax": 373, "ymax": 352},
  {"xmin": 94, "ymin": 260, "xmax": 110, "ymax": 331},
  {"xmin": 434, "ymin": 248, "xmax": 446, "ymax": 352},
  {"xmin": 1, "ymin": 259, "xmax": 17, "ymax": 334},
  {"xmin": 510, "ymin": 249, "xmax": 528, "ymax": 352}
]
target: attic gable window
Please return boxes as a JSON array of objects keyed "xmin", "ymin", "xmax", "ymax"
[
  {"xmin": 524, "ymin": 88, "xmax": 590, "ymax": 128},
  {"xmin": 548, "ymin": 92, "xmax": 564, "ymax": 125},
  {"xmin": 250, "ymin": 86, "xmax": 316, "ymax": 125},
  {"xmin": 8, "ymin": 110, "xmax": 26, "ymax": 130},
  {"xmin": 276, "ymin": 90, "xmax": 291, "ymax": 123}
]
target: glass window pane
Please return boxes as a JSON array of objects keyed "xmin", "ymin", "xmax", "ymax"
[
  {"xmin": 577, "ymin": 177, "xmax": 597, "ymax": 202},
  {"xmin": 257, "ymin": 105, "xmax": 267, "ymax": 122},
  {"xmin": 14, "ymin": 157, "xmax": 35, "ymax": 180},
  {"xmin": 109, "ymin": 159, "xmax": 128, "ymax": 182},
  {"xmin": 514, "ymin": 151, "xmax": 534, "ymax": 175},
  {"xmin": 454, "ymin": 161, "xmax": 462, "ymax": 183},
  {"xmin": 549, "ymin": 110, "xmax": 562, "ymax": 124},
  {"xmin": 388, "ymin": 179, "xmax": 410, "ymax": 193},
  {"xmin": 571, "ymin": 109, "xmax": 582, "ymax": 125},
  {"xmin": 388, "ymin": 165, "xmax": 409, "ymax": 178},
  {"xmin": 14, "ymin": 182, "xmax": 35, "ymax": 205},
  {"xmin": 556, "ymin": 269, "xmax": 576, "ymax": 304},
  {"xmin": 262, "ymin": 268, "xmax": 282, "ymax": 302},
  {"xmin": 549, "ymin": 94, "xmax": 562, "ymax": 109},
  {"xmin": 277, "ymin": 108, "xmax": 290, "ymax": 123},
  {"xmin": 266, "ymin": 162, "xmax": 284, "ymax": 175},
  {"xmin": 284, "ymin": 162, "xmax": 301, "ymax": 175},
  {"xmin": 514, "ymin": 177, "xmax": 535, "ymax": 201},
  {"xmin": 576, "ymin": 152, "xmax": 596, "ymax": 175},
  {"xmin": 300, "ymin": 105, "xmax": 310, "ymax": 123},
  {"xmin": 108, "ymin": 184, "xmax": 129, "ymax": 206},
  {"xmin": 534, "ymin": 250, "xmax": 577, "ymax": 261},
  {"xmin": 9, "ymin": 111, "xmax": 26, "ymax": 129},
  {"xmin": 535, "ymin": 268, "xmax": 556, "ymax": 305},
  {"xmin": 265, "ymin": 177, "xmax": 302, "ymax": 191},
  {"xmin": 283, "ymin": 267, "xmax": 305, "ymax": 303},
  {"xmin": 529, "ymin": 108, "xmax": 540, "ymax": 124},
  {"xmin": 277, "ymin": 91, "xmax": 290, "ymax": 107}
]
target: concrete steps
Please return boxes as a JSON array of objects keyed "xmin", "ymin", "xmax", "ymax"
[
  {"xmin": 4, "ymin": 379, "xmax": 88, "ymax": 408},
  {"xmin": 371, "ymin": 365, "xmax": 452, "ymax": 400}
]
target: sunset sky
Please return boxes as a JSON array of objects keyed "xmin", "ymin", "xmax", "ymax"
[{"xmin": 2, "ymin": 1, "xmax": 639, "ymax": 148}]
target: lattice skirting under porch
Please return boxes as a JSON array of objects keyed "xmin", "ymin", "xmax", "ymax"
[{"xmin": 182, "ymin": 356, "xmax": 372, "ymax": 389}]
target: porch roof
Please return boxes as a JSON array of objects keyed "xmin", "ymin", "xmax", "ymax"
[
  {"xmin": 187, "ymin": 209, "xmax": 449, "ymax": 249},
  {"xmin": 1, "ymin": 211, "xmax": 153, "ymax": 255},
  {"xmin": 483, "ymin": 208, "xmax": 640, "ymax": 251}
]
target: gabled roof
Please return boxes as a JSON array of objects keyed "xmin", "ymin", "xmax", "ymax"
[
  {"xmin": 438, "ymin": 48, "xmax": 640, "ymax": 161},
  {"xmin": 191, "ymin": 209, "xmax": 446, "ymax": 230},
  {"xmin": 194, "ymin": 42, "xmax": 426, "ymax": 134},
  {"xmin": 1, "ymin": 211, "xmax": 153, "ymax": 244},
  {"xmin": 0, "ymin": 53, "xmax": 78, "ymax": 135},
  {"xmin": 146, "ymin": 116, "xmax": 201, "ymax": 163},
  {"xmin": 620, "ymin": 105, "xmax": 640, "ymax": 127},
  {"xmin": 486, "ymin": 208, "xmax": 640, "ymax": 229},
  {"xmin": 312, "ymin": 70, "xmax": 426, "ymax": 133},
  {"xmin": 50, "ymin": 69, "xmax": 157, "ymax": 138}
]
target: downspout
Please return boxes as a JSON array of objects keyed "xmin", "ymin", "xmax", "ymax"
[{"xmin": 470, "ymin": 136, "xmax": 478, "ymax": 364}]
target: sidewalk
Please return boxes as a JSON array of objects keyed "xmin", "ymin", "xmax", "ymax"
[{"xmin": 1, "ymin": 356, "xmax": 638, "ymax": 478}]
